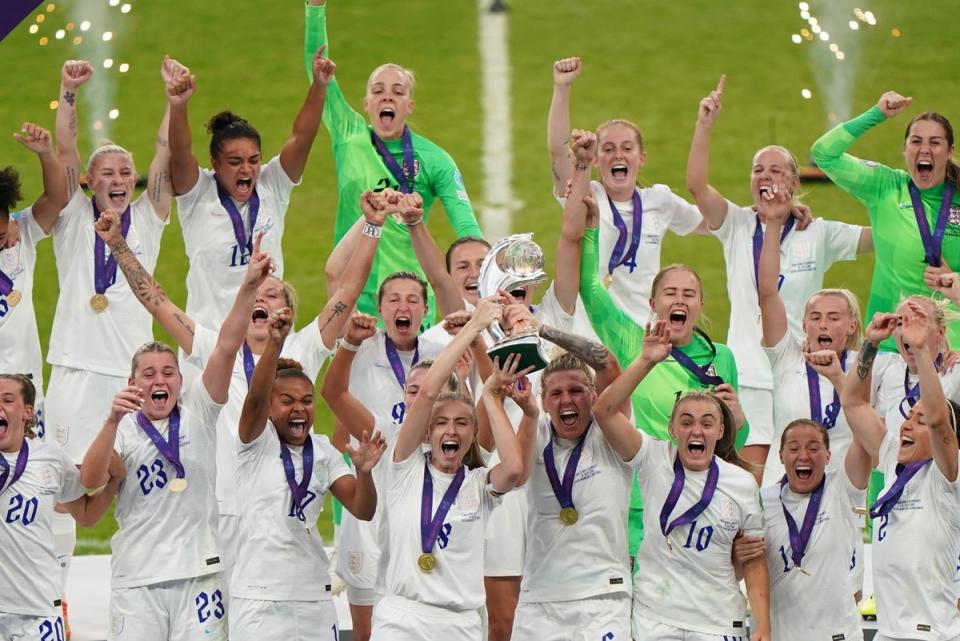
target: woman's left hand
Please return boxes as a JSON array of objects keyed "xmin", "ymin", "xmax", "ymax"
[
  {"xmin": 714, "ymin": 383, "xmax": 746, "ymax": 429},
  {"xmin": 348, "ymin": 430, "xmax": 388, "ymax": 474},
  {"xmin": 505, "ymin": 375, "xmax": 538, "ymax": 418}
]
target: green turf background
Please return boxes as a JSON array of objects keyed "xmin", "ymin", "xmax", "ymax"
[{"xmin": 1, "ymin": 0, "xmax": 955, "ymax": 551}]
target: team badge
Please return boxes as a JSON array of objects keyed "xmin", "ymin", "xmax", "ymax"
[
  {"xmin": 705, "ymin": 365, "xmax": 718, "ymax": 378},
  {"xmin": 860, "ymin": 159, "xmax": 879, "ymax": 168},
  {"xmin": 949, "ymin": 205, "xmax": 960, "ymax": 226}
]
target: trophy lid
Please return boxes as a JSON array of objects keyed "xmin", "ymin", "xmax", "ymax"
[{"xmin": 477, "ymin": 233, "xmax": 548, "ymax": 299}]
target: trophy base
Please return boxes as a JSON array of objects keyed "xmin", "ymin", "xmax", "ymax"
[{"xmin": 487, "ymin": 335, "xmax": 548, "ymax": 374}]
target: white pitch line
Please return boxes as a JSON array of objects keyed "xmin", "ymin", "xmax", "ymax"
[{"xmin": 477, "ymin": 0, "xmax": 515, "ymax": 241}]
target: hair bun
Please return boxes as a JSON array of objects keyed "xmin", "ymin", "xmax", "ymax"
[
  {"xmin": 206, "ymin": 111, "xmax": 248, "ymax": 134},
  {"xmin": 276, "ymin": 358, "xmax": 305, "ymax": 373}
]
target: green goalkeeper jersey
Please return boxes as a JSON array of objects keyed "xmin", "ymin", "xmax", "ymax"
[
  {"xmin": 812, "ymin": 106, "xmax": 960, "ymax": 352},
  {"xmin": 304, "ymin": 3, "xmax": 483, "ymax": 322}
]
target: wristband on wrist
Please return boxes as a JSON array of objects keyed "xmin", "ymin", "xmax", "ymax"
[
  {"xmin": 361, "ymin": 222, "xmax": 382, "ymax": 238},
  {"xmin": 404, "ymin": 217, "xmax": 423, "ymax": 227},
  {"xmin": 339, "ymin": 339, "xmax": 361, "ymax": 352}
]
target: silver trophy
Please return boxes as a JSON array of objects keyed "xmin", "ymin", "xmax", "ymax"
[{"xmin": 477, "ymin": 234, "xmax": 549, "ymax": 373}]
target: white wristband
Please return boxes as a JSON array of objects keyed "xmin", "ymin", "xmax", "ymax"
[
  {"xmin": 361, "ymin": 222, "xmax": 382, "ymax": 238},
  {"xmin": 339, "ymin": 339, "xmax": 361, "ymax": 352}
]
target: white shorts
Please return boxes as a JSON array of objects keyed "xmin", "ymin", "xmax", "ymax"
[
  {"xmin": 45, "ymin": 366, "xmax": 127, "ymax": 461},
  {"xmin": 371, "ymin": 595, "xmax": 481, "ymax": 641},
  {"xmin": 739, "ymin": 386, "xmax": 773, "ymax": 448},
  {"xmin": 109, "ymin": 574, "xmax": 227, "ymax": 641},
  {"xmin": 336, "ymin": 510, "xmax": 379, "ymax": 591},
  {"xmin": 632, "ymin": 610, "xmax": 746, "ymax": 641},
  {"xmin": 229, "ymin": 598, "xmax": 338, "ymax": 641},
  {"xmin": 0, "ymin": 613, "xmax": 64, "ymax": 641},
  {"xmin": 511, "ymin": 594, "xmax": 630, "ymax": 641},
  {"xmin": 218, "ymin": 513, "xmax": 240, "ymax": 590},
  {"xmin": 483, "ymin": 488, "xmax": 527, "ymax": 576}
]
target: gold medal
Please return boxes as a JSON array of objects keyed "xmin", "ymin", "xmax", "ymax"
[
  {"xmin": 90, "ymin": 293, "xmax": 109, "ymax": 312},
  {"xmin": 603, "ymin": 273, "xmax": 613, "ymax": 289},
  {"xmin": 168, "ymin": 478, "xmax": 188, "ymax": 493},
  {"xmin": 417, "ymin": 552, "xmax": 437, "ymax": 572},
  {"xmin": 6, "ymin": 290, "xmax": 21, "ymax": 307},
  {"xmin": 559, "ymin": 506, "xmax": 579, "ymax": 526}
]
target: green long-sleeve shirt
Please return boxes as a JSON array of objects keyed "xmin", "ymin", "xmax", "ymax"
[
  {"xmin": 811, "ymin": 106, "xmax": 960, "ymax": 351},
  {"xmin": 304, "ymin": 3, "xmax": 483, "ymax": 322}
]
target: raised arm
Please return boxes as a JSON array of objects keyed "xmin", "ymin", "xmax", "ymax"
[
  {"xmin": 145, "ymin": 56, "xmax": 187, "ymax": 220},
  {"xmin": 79, "ymin": 386, "xmax": 143, "ymax": 488},
  {"xmin": 165, "ymin": 70, "xmax": 200, "ymax": 196},
  {"xmin": 840, "ymin": 313, "xmax": 898, "ymax": 460},
  {"xmin": 902, "ymin": 303, "xmax": 959, "ymax": 481},
  {"xmin": 482, "ymin": 356, "xmax": 532, "ymax": 493},
  {"xmin": 331, "ymin": 430, "xmax": 387, "ymax": 521},
  {"xmin": 202, "ymin": 236, "xmax": 274, "ymax": 404},
  {"xmin": 757, "ymin": 190, "xmax": 792, "ymax": 347},
  {"xmin": 95, "ymin": 209, "xmax": 196, "ymax": 352},
  {"xmin": 279, "ymin": 47, "xmax": 334, "ymax": 183},
  {"xmin": 547, "ymin": 57, "xmax": 581, "ymax": 196},
  {"xmin": 393, "ymin": 299, "xmax": 502, "ymax": 463},
  {"xmin": 554, "ymin": 128, "xmax": 596, "ymax": 315},
  {"xmin": 14, "ymin": 122, "xmax": 68, "ymax": 232},
  {"xmin": 55, "ymin": 60, "xmax": 93, "ymax": 195},
  {"xmin": 685, "ymin": 75, "xmax": 729, "ymax": 229},
  {"xmin": 320, "ymin": 314, "xmax": 378, "ymax": 442},
  {"xmin": 238, "ymin": 308, "xmax": 291, "ymax": 444},
  {"xmin": 593, "ymin": 321, "xmax": 672, "ymax": 460},
  {"xmin": 63, "ymin": 452, "xmax": 125, "ymax": 526}
]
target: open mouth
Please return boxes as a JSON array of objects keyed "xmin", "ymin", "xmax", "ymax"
[
  {"xmin": 611, "ymin": 164, "xmax": 628, "ymax": 179},
  {"xmin": 817, "ymin": 334, "xmax": 833, "ymax": 349},
  {"xmin": 559, "ymin": 409, "xmax": 578, "ymax": 427},
  {"xmin": 108, "ymin": 189, "xmax": 127, "ymax": 206},
  {"xmin": 379, "ymin": 106, "xmax": 395, "ymax": 127},
  {"xmin": 0, "ymin": 416, "xmax": 8, "ymax": 437},
  {"xmin": 510, "ymin": 288, "xmax": 526, "ymax": 301},
  {"xmin": 795, "ymin": 465, "xmax": 813, "ymax": 480},
  {"xmin": 917, "ymin": 160, "xmax": 934, "ymax": 182},
  {"xmin": 441, "ymin": 439, "xmax": 460, "ymax": 455},
  {"xmin": 464, "ymin": 282, "xmax": 478, "ymax": 294},
  {"xmin": 251, "ymin": 306, "xmax": 269, "ymax": 324},
  {"xmin": 901, "ymin": 435, "xmax": 915, "ymax": 448},
  {"xmin": 289, "ymin": 417, "xmax": 308, "ymax": 438},
  {"xmin": 151, "ymin": 390, "xmax": 169, "ymax": 403},
  {"xmin": 668, "ymin": 309, "xmax": 688, "ymax": 331},
  {"xmin": 758, "ymin": 185, "xmax": 773, "ymax": 200},
  {"xmin": 687, "ymin": 439, "xmax": 705, "ymax": 455},
  {"xmin": 236, "ymin": 178, "xmax": 253, "ymax": 195},
  {"xmin": 395, "ymin": 315, "xmax": 412, "ymax": 332}
]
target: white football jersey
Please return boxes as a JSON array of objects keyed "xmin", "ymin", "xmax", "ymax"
[
  {"xmin": 871, "ymin": 352, "xmax": 960, "ymax": 439},
  {"xmin": 0, "ymin": 439, "xmax": 85, "ymax": 616},
  {"xmin": 110, "ymin": 380, "xmax": 223, "ymax": 588},
  {"xmin": 712, "ymin": 201, "xmax": 861, "ymax": 389},
  {"xmin": 0, "ymin": 209, "xmax": 46, "ymax": 393},
  {"xmin": 48, "ymin": 188, "xmax": 167, "ymax": 376},
  {"xmin": 763, "ymin": 333, "xmax": 857, "ymax": 486},
  {"xmin": 519, "ymin": 415, "xmax": 632, "ymax": 603},
  {"xmin": 631, "ymin": 438, "xmax": 763, "ymax": 637},
  {"xmin": 186, "ymin": 322, "xmax": 332, "ymax": 517},
  {"xmin": 382, "ymin": 451, "xmax": 500, "ymax": 611},
  {"xmin": 558, "ymin": 181, "xmax": 703, "ymax": 326},
  {"xmin": 871, "ymin": 433, "xmax": 960, "ymax": 640},
  {"xmin": 761, "ymin": 468, "xmax": 864, "ymax": 641},
  {"xmin": 232, "ymin": 420, "xmax": 352, "ymax": 601},
  {"xmin": 178, "ymin": 156, "xmax": 296, "ymax": 330}
]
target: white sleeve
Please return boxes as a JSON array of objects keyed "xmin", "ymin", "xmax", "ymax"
[
  {"xmin": 184, "ymin": 377, "xmax": 226, "ymax": 431},
  {"xmin": 174, "ymin": 168, "xmax": 216, "ymax": 224},
  {"xmin": 320, "ymin": 437, "xmax": 354, "ymax": 486},
  {"xmin": 18, "ymin": 208, "xmax": 48, "ymax": 246},
  {"xmin": 284, "ymin": 319, "xmax": 334, "ymax": 382},
  {"xmin": 56, "ymin": 449, "xmax": 87, "ymax": 503},
  {"xmin": 258, "ymin": 156, "xmax": 299, "ymax": 212},
  {"xmin": 709, "ymin": 200, "xmax": 745, "ymax": 243},
  {"xmin": 741, "ymin": 482, "xmax": 765, "ymax": 537},
  {"xmin": 535, "ymin": 282, "xmax": 576, "ymax": 333},
  {"xmin": 54, "ymin": 187, "xmax": 88, "ymax": 234},
  {"xmin": 236, "ymin": 418, "xmax": 273, "ymax": 456},
  {"xmin": 184, "ymin": 324, "xmax": 219, "ymax": 366},
  {"xmin": 876, "ymin": 432, "xmax": 900, "ymax": 473},
  {"xmin": 821, "ymin": 220, "xmax": 862, "ymax": 266},
  {"xmin": 764, "ymin": 332, "xmax": 802, "ymax": 384},
  {"xmin": 389, "ymin": 441, "xmax": 425, "ymax": 488},
  {"xmin": 131, "ymin": 194, "xmax": 169, "ymax": 251},
  {"xmin": 661, "ymin": 187, "xmax": 703, "ymax": 236},
  {"xmin": 628, "ymin": 435, "xmax": 666, "ymax": 477}
]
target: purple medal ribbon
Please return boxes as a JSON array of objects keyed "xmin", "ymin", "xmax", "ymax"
[
  {"xmin": 752, "ymin": 214, "xmax": 795, "ymax": 298},
  {"xmin": 0, "ymin": 438, "xmax": 29, "ymax": 494},
  {"xmin": 908, "ymin": 180, "xmax": 955, "ymax": 267},
  {"xmin": 241, "ymin": 342, "xmax": 255, "ymax": 387},
  {"xmin": 898, "ymin": 353, "xmax": 943, "ymax": 419},
  {"xmin": 371, "ymin": 126, "xmax": 416, "ymax": 193},
  {"xmin": 135, "ymin": 408, "xmax": 185, "ymax": 480},
  {"xmin": 659, "ymin": 455, "xmax": 720, "ymax": 538},
  {"xmin": 91, "ymin": 197, "xmax": 131, "ymax": 296},
  {"xmin": 606, "ymin": 191, "xmax": 643, "ymax": 276},
  {"xmin": 805, "ymin": 350, "xmax": 847, "ymax": 429},
  {"xmin": 279, "ymin": 436, "xmax": 314, "ymax": 522},
  {"xmin": 670, "ymin": 328, "xmax": 724, "ymax": 387},
  {"xmin": 543, "ymin": 423, "xmax": 589, "ymax": 512},
  {"xmin": 0, "ymin": 268, "xmax": 14, "ymax": 298},
  {"xmin": 869, "ymin": 458, "xmax": 932, "ymax": 519},
  {"xmin": 420, "ymin": 458, "xmax": 466, "ymax": 555},
  {"xmin": 779, "ymin": 474, "xmax": 824, "ymax": 569},
  {"xmin": 385, "ymin": 336, "xmax": 419, "ymax": 389},
  {"xmin": 215, "ymin": 179, "xmax": 260, "ymax": 256}
]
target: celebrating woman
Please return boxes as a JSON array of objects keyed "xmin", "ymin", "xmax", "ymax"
[
  {"xmin": 593, "ymin": 321, "xmax": 770, "ymax": 641},
  {"xmin": 813, "ymin": 91, "xmax": 960, "ymax": 352}
]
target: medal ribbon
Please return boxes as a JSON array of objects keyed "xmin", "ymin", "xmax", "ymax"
[
  {"xmin": 91, "ymin": 197, "xmax": 131, "ymax": 295},
  {"xmin": 241, "ymin": 342, "xmax": 255, "ymax": 387},
  {"xmin": 215, "ymin": 179, "xmax": 260, "ymax": 256},
  {"xmin": 869, "ymin": 458, "xmax": 932, "ymax": 519},
  {"xmin": 806, "ymin": 350, "xmax": 847, "ymax": 429},
  {"xmin": 385, "ymin": 336, "xmax": 419, "ymax": 389},
  {"xmin": 0, "ymin": 268, "xmax": 13, "ymax": 297},
  {"xmin": 0, "ymin": 438, "xmax": 29, "ymax": 494},
  {"xmin": 543, "ymin": 423, "xmax": 589, "ymax": 512},
  {"xmin": 659, "ymin": 455, "xmax": 720, "ymax": 537},
  {"xmin": 606, "ymin": 191, "xmax": 643, "ymax": 277},
  {"xmin": 779, "ymin": 474, "xmax": 825, "ymax": 569},
  {"xmin": 899, "ymin": 353, "xmax": 944, "ymax": 419},
  {"xmin": 371, "ymin": 126, "xmax": 416, "ymax": 193},
  {"xmin": 279, "ymin": 436, "xmax": 315, "ymax": 521},
  {"xmin": 420, "ymin": 458, "xmax": 466, "ymax": 555},
  {"xmin": 752, "ymin": 214, "xmax": 795, "ymax": 298},
  {"xmin": 135, "ymin": 408, "xmax": 185, "ymax": 479},
  {"xmin": 670, "ymin": 328, "xmax": 724, "ymax": 387},
  {"xmin": 908, "ymin": 180, "xmax": 955, "ymax": 267}
]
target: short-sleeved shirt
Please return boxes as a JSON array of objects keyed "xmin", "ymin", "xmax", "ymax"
[
  {"xmin": 232, "ymin": 420, "xmax": 352, "ymax": 601},
  {"xmin": 519, "ymin": 415, "xmax": 632, "ymax": 603},
  {"xmin": 177, "ymin": 156, "xmax": 297, "ymax": 331},
  {"xmin": 48, "ymin": 188, "xmax": 167, "ymax": 376},
  {"xmin": 558, "ymin": 181, "xmax": 702, "ymax": 326},
  {"xmin": 631, "ymin": 438, "xmax": 763, "ymax": 637},
  {"xmin": 761, "ymin": 468, "xmax": 865, "ymax": 641},
  {"xmin": 0, "ymin": 439, "xmax": 85, "ymax": 616},
  {"xmin": 871, "ymin": 352, "xmax": 960, "ymax": 439},
  {"xmin": 0, "ymin": 209, "xmax": 47, "ymax": 390},
  {"xmin": 711, "ymin": 201, "xmax": 861, "ymax": 389},
  {"xmin": 111, "ymin": 380, "xmax": 223, "ymax": 588},
  {"xmin": 871, "ymin": 433, "xmax": 960, "ymax": 640}
]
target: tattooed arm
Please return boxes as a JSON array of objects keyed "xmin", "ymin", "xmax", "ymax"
[
  {"xmin": 839, "ymin": 313, "xmax": 896, "ymax": 461},
  {"xmin": 55, "ymin": 60, "xmax": 93, "ymax": 197},
  {"xmin": 537, "ymin": 322, "xmax": 628, "ymax": 414},
  {"xmin": 93, "ymin": 208, "xmax": 197, "ymax": 352}
]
